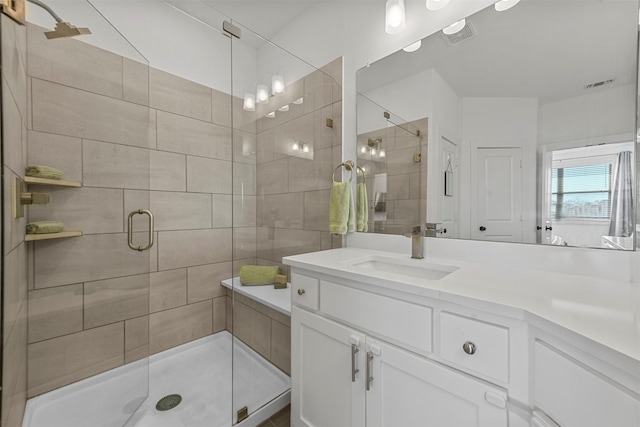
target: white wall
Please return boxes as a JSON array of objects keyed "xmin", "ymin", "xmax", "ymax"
[
  {"xmin": 461, "ymin": 97, "xmax": 539, "ymax": 242},
  {"xmin": 538, "ymin": 84, "xmax": 636, "ymax": 145}
]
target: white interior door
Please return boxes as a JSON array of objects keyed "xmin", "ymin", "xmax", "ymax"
[
  {"xmin": 472, "ymin": 147, "xmax": 523, "ymax": 241},
  {"xmin": 439, "ymin": 136, "xmax": 459, "ymax": 238}
]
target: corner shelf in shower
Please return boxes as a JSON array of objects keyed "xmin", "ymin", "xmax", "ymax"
[
  {"xmin": 24, "ymin": 176, "xmax": 82, "ymax": 187},
  {"xmin": 22, "ymin": 176, "xmax": 83, "ymax": 241},
  {"xmin": 25, "ymin": 230, "xmax": 83, "ymax": 241}
]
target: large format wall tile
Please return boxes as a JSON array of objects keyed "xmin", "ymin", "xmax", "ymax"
[
  {"xmin": 303, "ymin": 190, "xmax": 330, "ymax": 231},
  {"xmin": 156, "ymin": 111, "xmax": 231, "ymax": 160},
  {"xmin": 148, "ymin": 191, "xmax": 212, "ymax": 231},
  {"xmin": 125, "ymin": 316, "xmax": 149, "ymax": 364},
  {"xmin": 271, "ymin": 320, "xmax": 291, "ymax": 375},
  {"xmin": 150, "ymin": 150, "xmax": 186, "ymax": 191},
  {"xmin": 3, "ymin": 16, "xmax": 27, "ymax": 117},
  {"xmin": 288, "ymin": 146, "xmax": 333, "ymax": 192},
  {"xmin": 34, "ymin": 233, "xmax": 152, "ymax": 289},
  {"xmin": 27, "ymin": 24, "xmax": 123, "ymax": 99},
  {"xmin": 186, "ymin": 156, "xmax": 232, "ymax": 194},
  {"xmin": 213, "ymin": 297, "xmax": 226, "ymax": 333},
  {"xmin": 233, "ymin": 300, "xmax": 271, "ymax": 360},
  {"xmin": 83, "ymin": 139, "xmax": 150, "ymax": 190},
  {"xmin": 27, "ymin": 131, "xmax": 82, "ymax": 182},
  {"xmin": 256, "ymin": 158, "xmax": 289, "ymax": 195},
  {"xmin": 123, "ymin": 58, "xmax": 149, "ymax": 106},
  {"xmin": 150, "ymin": 68, "xmax": 212, "ymax": 122},
  {"xmin": 3, "ymin": 244, "xmax": 27, "ymax": 347},
  {"xmin": 149, "ymin": 300, "xmax": 212, "ymax": 354},
  {"xmin": 259, "ymin": 193, "xmax": 304, "ymax": 228},
  {"xmin": 28, "ymin": 284, "xmax": 83, "ymax": 344},
  {"xmin": 31, "ymin": 79, "xmax": 150, "ymax": 148},
  {"xmin": 157, "ymin": 228, "xmax": 232, "ymax": 270},
  {"xmin": 2, "ymin": 301, "xmax": 27, "ymax": 427},
  {"xmin": 187, "ymin": 262, "xmax": 230, "ymax": 304},
  {"xmin": 234, "ymin": 195, "xmax": 257, "ymax": 227},
  {"xmin": 84, "ymin": 274, "xmax": 149, "ymax": 329},
  {"xmin": 212, "ymin": 194, "xmax": 232, "ymax": 228},
  {"xmin": 27, "ymin": 323, "xmax": 124, "ymax": 397},
  {"xmin": 28, "ymin": 187, "xmax": 124, "ymax": 234},
  {"xmin": 273, "ymin": 228, "xmax": 321, "ymax": 261},
  {"xmin": 3, "ymin": 169, "xmax": 26, "ymax": 255},
  {"xmin": 150, "ymin": 269, "xmax": 187, "ymax": 313},
  {"xmin": 3, "ymin": 80, "xmax": 25, "ymax": 178},
  {"xmin": 211, "ymin": 89, "xmax": 232, "ymax": 128}
]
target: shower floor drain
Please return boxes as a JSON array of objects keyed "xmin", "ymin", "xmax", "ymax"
[{"xmin": 156, "ymin": 394, "xmax": 182, "ymax": 411}]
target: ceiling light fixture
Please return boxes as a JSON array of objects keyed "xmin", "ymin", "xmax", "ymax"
[
  {"xmin": 278, "ymin": 104, "xmax": 290, "ymax": 112},
  {"xmin": 243, "ymin": 93, "xmax": 256, "ymax": 111},
  {"xmin": 385, "ymin": 0, "xmax": 406, "ymax": 34},
  {"xmin": 265, "ymin": 111, "xmax": 275, "ymax": 118},
  {"xmin": 426, "ymin": 0, "xmax": 450, "ymax": 11},
  {"xmin": 403, "ymin": 40, "xmax": 422, "ymax": 52},
  {"xmin": 443, "ymin": 18, "xmax": 466, "ymax": 35},
  {"xmin": 272, "ymin": 74, "xmax": 285, "ymax": 95},
  {"xmin": 256, "ymin": 84, "xmax": 269, "ymax": 104},
  {"xmin": 494, "ymin": 0, "xmax": 520, "ymax": 12},
  {"xmin": 293, "ymin": 97, "xmax": 304, "ymax": 105}
]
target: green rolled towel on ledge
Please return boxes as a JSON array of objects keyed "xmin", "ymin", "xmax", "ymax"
[
  {"xmin": 25, "ymin": 165, "xmax": 63, "ymax": 180},
  {"xmin": 239, "ymin": 265, "xmax": 279, "ymax": 286},
  {"xmin": 26, "ymin": 221, "xmax": 65, "ymax": 234}
]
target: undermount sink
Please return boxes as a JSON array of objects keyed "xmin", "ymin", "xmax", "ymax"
[{"xmin": 344, "ymin": 255, "xmax": 459, "ymax": 281}]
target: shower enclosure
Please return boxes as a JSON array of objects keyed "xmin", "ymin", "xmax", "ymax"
[{"xmin": 1, "ymin": 0, "xmax": 342, "ymax": 426}]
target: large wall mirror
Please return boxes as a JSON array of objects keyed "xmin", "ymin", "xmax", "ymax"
[{"xmin": 356, "ymin": 0, "xmax": 639, "ymax": 250}]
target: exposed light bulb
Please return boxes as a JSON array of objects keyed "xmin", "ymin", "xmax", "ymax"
[
  {"xmin": 371, "ymin": 148, "xmax": 376, "ymax": 156},
  {"xmin": 243, "ymin": 93, "xmax": 256, "ymax": 111},
  {"xmin": 494, "ymin": 0, "xmax": 520, "ymax": 12},
  {"xmin": 256, "ymin": 84, "xmax": 269, "ymax": 103},
  {"xmin": 292, "ymin": 142, "xmax": 299, "ymax": 150},
  {"xmin": 443, "ymin": 18, "xmax": 466, "ymax": 35},
  {"xmin": 385, "ymin": 0, "xmax": 406, "ymax": 35},
  {"xmin": 293, "ymin": 97, "xmax": 304, "ymax": 105},
  {"xmin": 302, "ymin": 145, "xmax": 310, "ymax": 153},
  {"xmin": 266, "ymin": 111, "xmax": 275, "ymax": 118},
  {"xmin": 272, "ymin": 75, "xmax": 285, "ymax": 95},
  {"xmin": 278, "ymin": 104, "xmax": 290, "ymax": 112},
  {"xmin": 426, "ymin": 0, "xmax": 449, "ymax": 11},
  {"xmin": 360, "ymin": 146, "xmax": 367, "ymax": 154},
  {"xmin": 403, "ymin": 40, "xmax": 422, "ymax": 53},
  {"xmin": 379, "ymin": 149, "xmax": 386, "ymax": 158}
]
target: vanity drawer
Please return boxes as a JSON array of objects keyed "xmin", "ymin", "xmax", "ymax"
[
  {"xmin": 439, "ymin": 312, "xmax": 509, "ymax": 383},
  {"xmin": 320, "ymin": 280, "xmax": 433, "ymax": 354},
  {"xmin": 291, "ymin": 273, "xmax": 319, "ymax": 311}
]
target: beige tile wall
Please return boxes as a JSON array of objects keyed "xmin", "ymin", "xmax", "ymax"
[
  {"xmin": 357, "ymin": 118, "xmax": 427, "ymax": 235},
  {"xmin": 2, "ymin": 14, "xmax": 29, "ymax": 427},
  {"xmin": 21, "ymin": 23, "xmax": 343, "ymax": 403},
  {"xmin": 25, "ymin": 24, "xmax": 232, "ymax": 398}
]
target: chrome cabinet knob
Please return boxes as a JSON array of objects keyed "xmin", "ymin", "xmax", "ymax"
[
  {"xmin": 297, "ymin": 289, "xmax": 305, "ymax": 295},
  {"xmin": 462, "ymin": 341, "xmax": 476, "ymax": 355}
]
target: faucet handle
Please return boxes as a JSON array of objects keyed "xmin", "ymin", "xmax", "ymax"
[{"xmin": 404, "ymin": 225, "xmax": 422, "ymax": 238}]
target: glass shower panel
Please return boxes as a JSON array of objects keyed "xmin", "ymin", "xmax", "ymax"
[
  {"xmin": 229, "ymin": 20, "xmax": 342, "ymax": 424},
  {"xmin": 23, "ymin": 1, "xmax": 151, "ymax": 426}
]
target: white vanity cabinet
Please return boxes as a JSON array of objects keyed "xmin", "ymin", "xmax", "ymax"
[{"xmin": 291, "ymin": 273, "xmax": 509, "ymax": 427}]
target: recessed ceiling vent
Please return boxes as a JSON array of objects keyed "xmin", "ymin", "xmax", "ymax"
[
  {"xmin": 442, "ymin": 21, "xmax": 477, "ymax": 46},
  {"xmin": 583, "ymin": 78, "xmax": 616, "ymax": 90}
]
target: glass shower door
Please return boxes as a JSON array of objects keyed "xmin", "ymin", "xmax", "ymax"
[{"xmin": 23, "ymin": 1, "xmax": 152, "ymax": 426}]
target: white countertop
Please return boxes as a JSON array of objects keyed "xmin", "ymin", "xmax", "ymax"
[
  {"xmin": 221, "ymin": 277, "xmax": 291, "ymax": 316},
  {"xmin": 283, "ymin": 247, "xmax": 640, "ymax": 363}
]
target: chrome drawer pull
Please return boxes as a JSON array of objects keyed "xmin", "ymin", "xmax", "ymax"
[
  {"xmin": 366, "ymin": 351, "xmax": 374, "ymax": 391},
  {"xmin": 463, "ymin": 341, "xmax": 476, "ymax": 355},
  {"xmin": 297, "ymin": 289, "xmax": 305, "ymax": 295},
  {"xmin": 351, "ymin": 344, "xmax": 360, "ymax": 382}
]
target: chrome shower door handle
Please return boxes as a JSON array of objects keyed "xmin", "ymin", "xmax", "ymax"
[{"xmin": 128, "ymin": 209, "xmax": 154, "ymax": 251}]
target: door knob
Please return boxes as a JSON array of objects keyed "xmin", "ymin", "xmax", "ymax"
[
  {"xmin": 297, "ymin": 289, "xmax": 305, "ymax": 295},
  {"xmin": 536, "ymin": 226, "xmax": 542, "ymax": 230},
  {"xmin": 463, "ymin": 341, "xmax": 476, "ymax": 355},
  {"xmin": 479, "ymin": 226, "xmax": 486, "ymax": 231},
  {"xmin": 545, "ymin": 226, "xmax": 552, "ymax": 231}
]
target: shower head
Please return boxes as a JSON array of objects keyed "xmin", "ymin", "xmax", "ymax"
[
  {"xmin": 44, "ymin": 21, "xmax": 91, "ymax": 39},
  {"xmin": 27, "ymin": 0, "xmax": 91, "ymax": 39}
]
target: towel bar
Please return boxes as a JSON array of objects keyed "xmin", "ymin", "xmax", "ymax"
[{"xmin": 332, "ymin": 160, "xmax": 355, "ymax": 183}]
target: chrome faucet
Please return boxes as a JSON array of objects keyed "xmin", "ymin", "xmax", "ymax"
[{"xmin": 406, "ymin": 225, "xmax": 424, "ymax": 259}]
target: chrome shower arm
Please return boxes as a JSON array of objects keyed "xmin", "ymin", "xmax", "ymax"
[{"xmin": 27, "ymin": 0, "xmax": 62, "ymax": 23}]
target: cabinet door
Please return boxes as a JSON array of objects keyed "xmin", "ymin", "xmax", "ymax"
[
  {"xmin": 291, "ymin": 307, "xmax": 366, "ymax": 427},
  {"xmin": 365, "ymin": 337, "xmax": 508, "ymax": 427}
]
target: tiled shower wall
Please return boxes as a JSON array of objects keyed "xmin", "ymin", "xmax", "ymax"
[
  {"xmin": 357, "ymin": 118, "xmax": 427, "ymax": 235},
  {"xmin": 2, "ymin": 15, "xmax": 29, "ymax": 427},
  {"xmin": 22, "ymin": 24, "xmax": 342, "ymax": 398}
]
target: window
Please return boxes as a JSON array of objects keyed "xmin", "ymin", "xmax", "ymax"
[{"xmin": 551, "ymin": 163, "xmax": 612, "ymax": 220}]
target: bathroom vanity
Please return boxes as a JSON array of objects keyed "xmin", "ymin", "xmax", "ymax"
[{"xmin": 284, "ymin": 247, "xmax": 640, "ymax": 427}]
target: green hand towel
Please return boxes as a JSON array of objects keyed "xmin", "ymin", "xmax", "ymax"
[
  {"xmin": 26, "ymin": 221, "xmax": 65, "ymax": 234},
  {"xmin": 357, "ymin": 182, "xmax": 368, "ymax": 232},
  {"xmin": 25, "ymin": 165, "xmax": 63, "ymax": 180},
  {"xmin": 239, "ymin": 265, "xmax": 279, "ymax": 286},
  {"xmin": 330, "ymin": 181, "xmax": 353, "ymax": 235}
]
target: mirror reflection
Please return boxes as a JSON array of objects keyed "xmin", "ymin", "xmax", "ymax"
[{"xmin": 357, "ymin": 0, "xmax": 638, "ymax": 250}]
